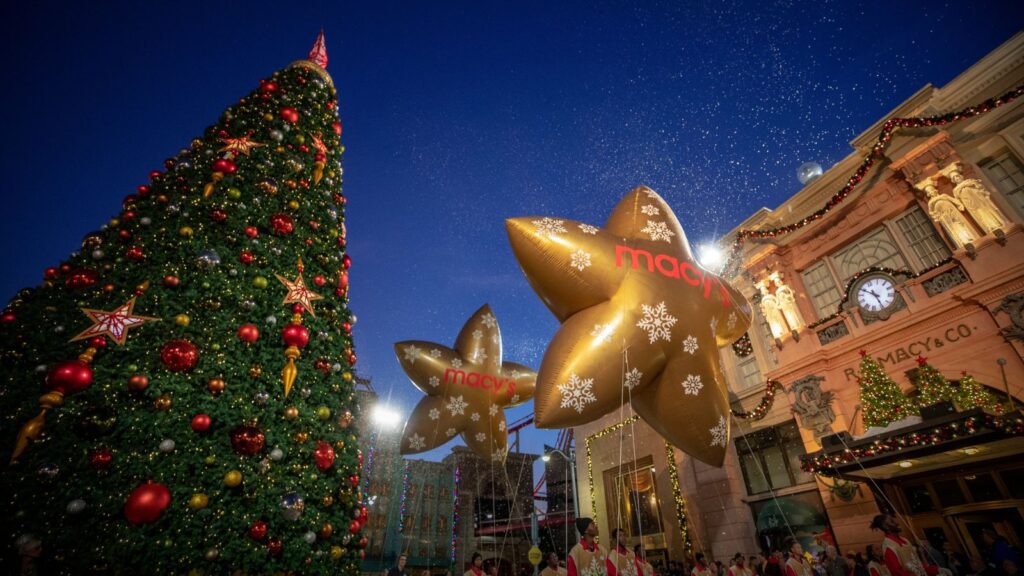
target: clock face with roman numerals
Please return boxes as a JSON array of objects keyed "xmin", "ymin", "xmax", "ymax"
[{"xmin": 856, "ymin": 276, "xmax": 896, "ymax": 312}]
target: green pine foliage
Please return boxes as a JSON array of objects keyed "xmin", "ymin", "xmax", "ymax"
[
  {"xmin": 955, "ymin": 373, "xmax": 1000, "ymax": 411},
  {"xmin": 0, "ymin": 58, "xmax": 364, "ymax": 574},
  {"xmin": 858, "ymin": 352, "xmax": 918, "ymax": 429},
  {"xmin": 915, "ymin": 361, "xmax": 956, "ymax": 408}
]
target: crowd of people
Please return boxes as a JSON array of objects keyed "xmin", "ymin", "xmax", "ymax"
[{"xmin": 387, "ymin": 514, "xmax": 1019, "ymax": 576}]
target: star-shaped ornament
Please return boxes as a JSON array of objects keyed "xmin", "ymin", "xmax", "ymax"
[
  {"xmin": 395, "ymin": 305, "xmax": 536, "ymax": 462},
  {"xmin": 69, "ymin": 297, "xmax": 159, "ymax": 346},
  {"xmin": 506, "ymin": 185, "xmax": 752, "ymax": 466},
  {"xmin": 218, "ymin": 135, "xmax": 265, "ymax": 156},
  {"xmin": 311, "ymin": 133, "xmax": 329, "ymax": 156},
  {"xmin": 275, "ymin": 261, "xmax": 323, "ymax": 316}
]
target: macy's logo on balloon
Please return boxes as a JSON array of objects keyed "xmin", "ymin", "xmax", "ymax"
[
  {"xmin": 615, "ymin": 245, "xmax": 733, "ymax": 307},
  {"xmin": 444, "ymin": 369, "xmax": 517, "ymax": 395}
]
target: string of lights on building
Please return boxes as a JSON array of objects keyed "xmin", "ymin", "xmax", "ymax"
[
  {"xmin": 397, "ymin": 460, "xmax": 410, "ymax": 534},
  {"xmin": 450, "ymin": 465, "xmax": 461, "ymax": 564}
]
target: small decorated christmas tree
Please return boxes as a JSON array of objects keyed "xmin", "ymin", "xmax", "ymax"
[
  {"xmin": 955, "ymin": 372, "xmax": 1000, "ymax": 411},
  {"xmin": 914, "ymin": 356, "xmax": 956, "ymax": 407},
  {"xmin": 858, "ymin": 351, "xmax": 918, "ymax": 429}
]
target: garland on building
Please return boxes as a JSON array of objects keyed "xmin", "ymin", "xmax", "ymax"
[
  {"xmin": 859, "ymin": 350, "xmax": 918, "ymax": 428},
  {"xmin": 802, "ymin": 411, "xmax": 1024, "ymax": 476},
  {"xmin": 731, "ymin": 379, "xmax": 782, "ymax": 421},
  {"xmin": 722, "ymin": 86, "xmax": 1024, "ymax": 276}
]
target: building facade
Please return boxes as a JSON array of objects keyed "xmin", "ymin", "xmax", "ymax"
[{"xmin": 574, "ymin": 31, "xmax": 1024, "ymax": 565}]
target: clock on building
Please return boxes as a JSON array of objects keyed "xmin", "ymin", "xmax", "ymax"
[{"xmin": 846, "ymin": 271, "xmax": 908, "ymax": 322}]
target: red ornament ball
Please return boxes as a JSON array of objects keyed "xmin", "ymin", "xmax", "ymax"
[
  {"xmin": 237, "ymin": 323, "xmax": 260, "ymax": 343},
  {"xmin": 212, "ymin": 158, "xmax": 237, "ymax": 174},
  {"xmin": 349, "ymin": 520, "xmax": 360, "ymax": 535},
  {"xmin": 348, "ymin": 474, "xmax": 359, "ymax": 488},
  {"xmin": 149, "ymin": 170, "xmax": 162, "ymax": 180},
  {"xmin": 281, "ymin": 324, "xmax": 309, "ymax": 349},
  {"xmin": 313, "ymin": 275, "xmax": 325, "ymax": 286},
  {"xmin": 127, "ymin": 374, "xmax": 149, "ymax": 392},
  {"xmin": 280, "ymin": 107, "xmax": 299, "ymax": 123},
  {"xmin": 124, "ymin": 482, "xmax": 171, "ymax": 525},
  {"xmin": 267, "ymin": 537, "xmax": 284, "ymax": 556},
  {"xmin": 88, "ymin": 447, "xmax": 113, "ymax": 470},
  {"xmin": 137, "ymin": 184, "xmax": 150, "ymax": 195},
  {"xmin": 239, "ymin": 250, "xmax": 255, "ymax": 265},
  {"xmin": 191, "ymin": 414, "xmax": 212, "ymax": 432},
  {"xmin": 333, "ymin": 121, "xmax": 342, "ymax": 136},
  {"xmin": 126, "ymin": 246, "xmax": 145, "ymax": 262},
  {"xmin": 65, "ymin": 268, "xmax": 99, "ymax": 290},
  {"xmin": 44, "ymin": 267, "xmax": 60, "ymax": 281},
  {"xmin": 163, "ymin": 275, "xmax": 180, "ymax": 288},
  {"xmin": 1, "ymin": 311, "xmax": 15, "ymax": 324},
  {"xmin": 314, "ymin": 441, "xmax": 335, "ymax": 471},
  {"xmin": 230, "ymin": 424, "xmax": 266, "ymax": 457},
  {"xmin": 160, "ymin": 339, "xmax": 199, "ymax": 372},
  {"xmin": 210, "ymin": 209, "xmax": 228, "ymax": 223},
  {"xmin": 45, "ymin": 359, "xmax": 94, "ymax": 396},
  {"xmin": 244, "ymin": 226, "xmax": 259, "ymax": 238},
  {"xmin": 249, "ymin": 519, "xmax": 268, "ymax": 541},
  {"xmin": 269, "ymin": 213, "xmax": 294, "ymax": 235},
  {"xmin": 341, "ymin": 254, "xmax": 352, "ymax": 270},
  {"xmin": 89, "ymin": 336, "xmax": 107, "ymax": 349},
  {"xmin": 337, "ymin": 272, "xmax": 348, "ymax": 290},
  {"xmin": 260, "ymin": 80, "xmax": 278, "ymax": 93}
]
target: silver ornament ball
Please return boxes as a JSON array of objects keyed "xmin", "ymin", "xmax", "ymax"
[
  {"xmin": 304, "ymin": 531, "xmax": 317, "ymax": 544},
  {"xmin": 66, "ymin": 499, "xmax": 86, "ymax": 514},
  {"xmin": 269, "ymin": 448, "xmax": 284, "ymax": 461},
  {"xmin": 159, "ymin": 439, "xmax": 176, "ymax": 453},
  {"xmin": 280, "ymin": 492, "xmax": 305, "ymax": 522},
  {"xmin": 195, "ymin": 249, "xmax": 221, "ymax": 270}
]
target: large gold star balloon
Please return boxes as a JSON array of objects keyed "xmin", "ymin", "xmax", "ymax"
[
  {"xmin": 506, "ymin": 185, "xmax": 752, "ymax": 466},
  {"xmin": 395, "ymin": 305, "xmax": 537, "ymax": 462}
]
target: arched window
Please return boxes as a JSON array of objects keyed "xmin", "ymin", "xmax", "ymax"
[{"xmin": 833, "ymin": 228, "xmax": 908, "ymax": 281}]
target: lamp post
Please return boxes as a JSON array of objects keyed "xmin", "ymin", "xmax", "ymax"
[{"xmin": 542, "ymin": 448, "xmax": 580, "ymax": 525}]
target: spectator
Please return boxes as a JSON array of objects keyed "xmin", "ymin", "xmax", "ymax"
[
  {"xmin": 694, "ymin": 554, "xmax": 712, "ymax": 576},
  {"xmin": 465, "ymin": 553, "xmax": 484, "ymax": 576},
  {"xmin": 766, "ymin": 550, "xmax": 783, "ymax": 576},
  {"xmin": 824, "ymin": 547, "xmax": 847, "ymax": 576},
  {"xmin": 868, "ymin": 547, "xmax": 892, "ymax": 576},
  {"xmin": 785, "ymin": 540, "xmax": 814, "ymax": 576},
  {"xmin": 390, "ymin": 554, "xmax": 410, "ymax": 576}
]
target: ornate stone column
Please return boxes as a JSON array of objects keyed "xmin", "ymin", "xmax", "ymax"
[{"xmin": 916, "ymin": 177, "xmax": 979, "ymax": 249}]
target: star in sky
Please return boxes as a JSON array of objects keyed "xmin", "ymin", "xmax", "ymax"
[{"xmin": 69, "ymin": 297, "xmax": 159, "ymax": 346}]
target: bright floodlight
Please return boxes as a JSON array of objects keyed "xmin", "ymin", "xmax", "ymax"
[
  {"xmin": 698, "ymin": 244, "xmax": 722, "ymax": 270},
  {"xmin": 542, "ymin": 453, "xmax": 551, "ymax": 462},
  {"xmin": 372, "ymin": 404, "xmax": 402, "ymax": 429}
]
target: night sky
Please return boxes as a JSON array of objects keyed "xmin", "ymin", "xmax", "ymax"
[{"xmin": 2, "ymin": 2, "xmax": 1022, "ymax": 463}]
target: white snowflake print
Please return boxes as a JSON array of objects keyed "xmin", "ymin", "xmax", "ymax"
[
  {"xmin": 510, "ymin": 370, "xmax": 521, "ymax": 379},
  {"xmin": 474, "ymin": 349, "xmax": 488, "ymax": 363},
  {"xmin": 403, "ymin": 345, "xmax": 421, "ymax": 364},
  {"xmin": 532, "ymin": 217, "xmax": 567, "ymax": 238},
  {"xmin": 491, "ymin": 334, "xmax": 499, "ymax": 344},
  {"xmin": 683, "ymin": 335, "xmax": 699, "ymax": 354},
  {"xmin": 428, "ymin": 408, "xmax": 441, "ymax": 421},
  {"xmin": 451, "ymin": 358, "xmax": 463, "ymax": 369},
  {"xmin": 446, "ymin": 395, "xmax": 469, "ymax": 416},
  {"xmin": 558, "ymin": 372, "xmax": 597, "ymax": 413},
  {"xmin": 570, "ymin": 249, "xmax": 592, "ymax": 272},
  {"xmin": 489, "ymin": 404, "xmax": 499, "ymax": 416},
  {"xmin": 491, "ymin": 451, "xmax": 504, "ymax": 462},
  {"xmin": 446, "ymin": 428, "xmax": 457, "ymax": 437},
  {"xmin": 498, "ymin": 420, "xmax": 506, "ymax": 432},
  {"xmin": 578, "ymin": 223, "xmax": 599, "ymax": 235},
  {"xmin": 470, "ymin": 412, "xmax": 480, "ymax": 422},
  {"xmin": 590, "ymin": 323, "xmax": 614, "ymax": 345},
  {"xmin": 408, "ymin": 433, "xmax": 426, "ymax": 451},
  {"xmin": 474, "ymin": 432, "xmax": 487, "ymax": 443},
  {"xmin": 510, "ymin": 394, "xmax": 520, "ymax": 404},
  {"xmin": 636, "ymin": 301, "xmax": 678, "ymax": 343},
  {"xmin": 681, "ymin": 374, "xmax": 703, "ymax": 395},
  {"xmin": 428, "ymin": 376, "xmax": 440, "ymax": 388},
  {"xmin": 640, "ymin": 204, "xmax": 660, "ymax": 216},
  {"xmin": 709, "ymin": 416, "xmax": 727, "ymax": 448},
  {"xmin": 430, "ymin": 348, "xmax": 442, "ymax": 358},
  {"xmin": 641, "ymin": 220, "xmax": 675, "ymax": 243},
  {"xmin": 625, "ymin": 367, "xmax": 643, "ymax": 390},
  {"xmin": 480, "ymin": 313, "xmax": 497, "ymax": 328},
  {"xmin": 727, "ymin": 312, "xmax": 737, "ymax": 331},
  {"xmin": 472, "ymin": 329, "xmax": 483, "ymax": 340},
  {"xmin": 643, "ymin": 189, "xmax": 659, "ymax": 198}
]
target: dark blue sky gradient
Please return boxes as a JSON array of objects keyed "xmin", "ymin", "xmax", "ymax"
[{"xmin": 2, "ymin": 2, "xmax": 1022, "ymax": 461}]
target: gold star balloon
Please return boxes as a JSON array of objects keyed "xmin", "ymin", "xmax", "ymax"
[
  {"xmin": 69, "ymin": 297, "xmax": 159, "ymax": 346},
  {"xmin": 506, "ymin": 185, "xmax": 752, "ymax": 466},
  {"xmin": 395, "ymin": 304, "xmax": 537, "ymax": 462}
]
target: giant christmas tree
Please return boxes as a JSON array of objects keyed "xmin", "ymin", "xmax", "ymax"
[{"xmin": 0, "ymin": 35, "xmax": 366, "ymax": 574}]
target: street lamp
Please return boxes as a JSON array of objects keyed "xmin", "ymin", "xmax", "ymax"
[{"xmin": 543, "ymin": 448, "xmax": 580, "ymax": 522}]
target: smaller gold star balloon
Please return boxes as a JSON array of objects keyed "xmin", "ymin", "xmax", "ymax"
[
  {"xmin": 69, "ymin": 297, "xmax": 159, "ymax": 346},
  {"xmin": 276, "ymin": 260, "xmax": 323, "ymax": 316},
  {"xmin": 395, "ymin": 305, "xmax": 536, "ymax": 462},
  {"xmin": 506, "ymin": 185, "xmax": 752, "ymax": 466}
]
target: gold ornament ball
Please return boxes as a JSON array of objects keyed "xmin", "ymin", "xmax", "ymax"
[
  {"xmin": 109, "ymin": 218, "xmax": 120, "ymax": 227},
  {"xmin": 342, "ymin": 371, "xmax": 353, "ymax": 382},
  {"xmin": 322, "ymin": 495, "xmax": 334, "ymax": 507},
  {"xmin": 204, "ymin": 455, "xmax": 216, "ymax": 465},
  {"xmin": 252, "ymin": 276, "xmax": 268, "ymax": 289},
  {"xmin": 207, "ymin": 378, "xmax": 225, "ymax": 394},
  {"xmin": 331, "ymin": 546, "xmax": 344, "ymax": 560},
  {"xmin": 249, "ymin": 365, "xmax": 263, "ymax": 378},
  {"xmin": 179, "ymin": 226, "xmax": 193, "ymax": 238},
  {"xmin": 188, "ymin": 493, "xmax": 209, "ymax": 510},
  {"xmin": 284, "ymin": 406, "xmax": 299, "ymax": 420},
  {"xmin": 316, "ymin": 406, "xmax": 331, "ymax": 420},
  {"xmin": 154, "ymin": 394, "xmax": 172, "ymax": 411},
  {"xmin": 294, "ymin": 134, "xmax": 305, "ymax": 144},
  {"xmin": 223, "ymin": 470, "xmax": 243, "ymax": 487},
  {"xmin": 320, "ymin": 522, "xmax": 334, "ymax": 538},
  {"xmin": 263, "ymin": 113, "xmax": 274, "ymax": 121},
  {"xmin": 294, "ymin": 431, "xmax": 309, "ymax": 444},
  {"xmin": 334, "ymin": 440, "xmax": 346, "ymax": 450},
  {"xmin": 174, "ymin": 314, "xmax": 190, "ymax": 327},
  {"xmin": 288, "ymin": 200, "xmax": 300, "ymax": 210},
  {"xmin": 204, "ymin": 548, "xmax": 219, "ymax": 561},
  {"xmin": 227, "ymin": 187, "xmax": 242, "ymax": 200}
]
